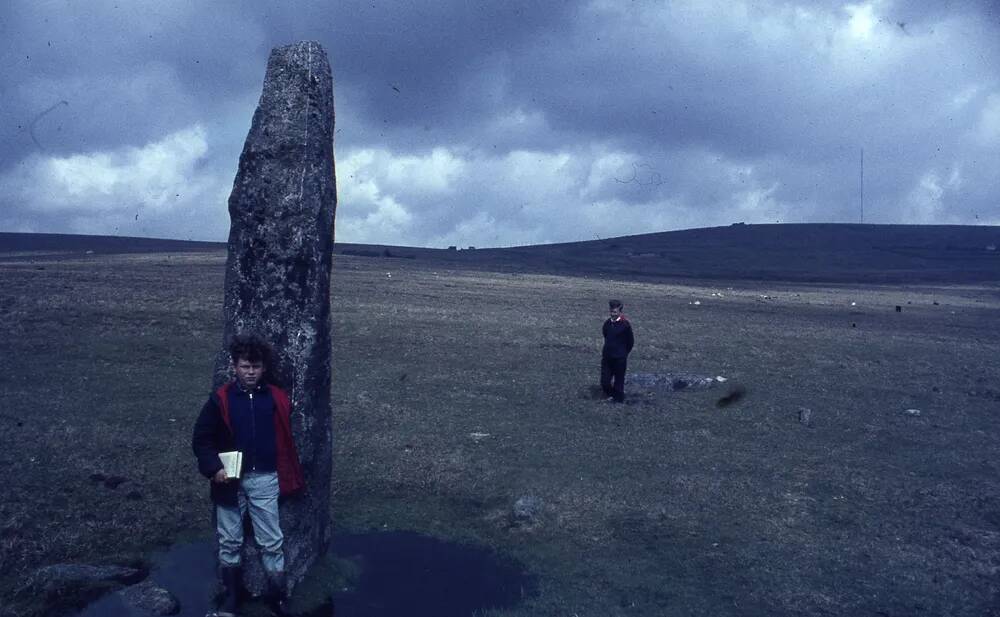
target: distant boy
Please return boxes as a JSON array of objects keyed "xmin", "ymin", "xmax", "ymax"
[
  {"xmin": 601, "ymin": 299, "xmax": 635, "ymax": 403},
  {"xmin": 192, "ymin": 334, "xmax": 303, "ymax": 617}
]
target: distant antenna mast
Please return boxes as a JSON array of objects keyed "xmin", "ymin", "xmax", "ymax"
[{"xmin": 859, "ymin": 147, "xmax": 864, "ymax": 224}]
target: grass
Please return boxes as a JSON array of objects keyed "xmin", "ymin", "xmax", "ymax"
[{"xmin": 1, "ymin": 248, "xmax": 1000, "ymax": 616}]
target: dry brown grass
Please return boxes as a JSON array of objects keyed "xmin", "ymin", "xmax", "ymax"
[{"xmin": 2, "ymin": 250, "xmax": 1000, "ymax": 616}]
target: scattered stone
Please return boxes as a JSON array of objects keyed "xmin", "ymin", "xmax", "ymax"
[
  {"xmin": 715, "ymin": 376, "xmax": 727, "ymax": 383},
  {"xmin": 798, "ymin": 407, "xmax": 813, "ymax": 427},
  {"xmin": 126, "ymin": 490, "xmax": 144, "ymax": 501},
  {"xmin": 469, "ymin": 432, "xmax": 491, "ymax": 442},
  {"xmin": 24, "ymin": 563, "xmax": 144, "ymax": 595},
  {"xmin": 118, "ymin": 580, "xmax": 179, "ymax": 615},
  {"xmin": 88, "ymin": 473, "xmax": 106, "ymax": 483},
  {"xmin": 904, "ymin": 408, "xmax": 922, "ymax": 417},
  {"xmin": 627, "ymin": 372, "xmax": 717, "ymax": 391},
  {"xmin": 932, "ymin": 386, "xmax": 940, "ymax": 393},
  {"xmin": 512, "ymin": 496, "xmax": 542, "ymax": 526}
]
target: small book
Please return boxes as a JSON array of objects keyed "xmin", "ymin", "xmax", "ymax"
[{"xmin": 218, "ymin": 451, "xmax": 243, "ymax": 479}]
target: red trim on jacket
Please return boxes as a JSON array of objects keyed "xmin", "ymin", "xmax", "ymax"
[{"xmin": 215, "ymin": 382, "xmax": 305, "ymax": 496}]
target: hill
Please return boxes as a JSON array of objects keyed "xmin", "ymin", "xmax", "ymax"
[{"xmin": 4, "ymin": 223, "xmax": 1000, "ymax": 283}]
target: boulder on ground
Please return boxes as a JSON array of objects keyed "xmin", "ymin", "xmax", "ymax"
[
  {"xmin": 23, "ymin": 563, "xmax": 143, "ymax": 596},
  {"xmin": 118, "ymin": 580, "xmax": 180, "ymax": 615},
  {"xmin": 512, "ymin": 495, "xmax": 543, "ymax": 527}
]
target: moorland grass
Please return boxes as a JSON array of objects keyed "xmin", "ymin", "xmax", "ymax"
[{"xmin": 1, "ymin": 250, "xmax": 1000, "ymax": 616}]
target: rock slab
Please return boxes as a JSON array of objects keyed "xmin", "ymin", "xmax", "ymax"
[
  {"xmin": 214, "ymin": 40, "xmax": 337, "ymax": 595},
  {"xmin": 117, "ymin": 580, "xmax": 180, "ymax": 615},
  {"xmin": 24, "ymin": 563, "xmax": 143, "ymax": 595},
  {"xmin": 627, "ymin": 372, "xmax": 718, "ymax": 391}
]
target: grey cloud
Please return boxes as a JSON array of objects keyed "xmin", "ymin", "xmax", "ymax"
[{"xmin": 2, "ymin": 0, "xmax": 998, "ymax": 246}]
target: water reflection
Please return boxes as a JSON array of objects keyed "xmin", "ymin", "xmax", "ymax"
[{"xmin": 74, "ymin": 530, "xmax": 533, "ymax": 617}]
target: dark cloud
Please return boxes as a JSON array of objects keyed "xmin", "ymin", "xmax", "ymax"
[{"xmin": 2, "ymin": 0, "xmax": 998, "ymax": 245}]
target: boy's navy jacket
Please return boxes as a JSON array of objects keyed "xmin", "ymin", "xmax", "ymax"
[
  {"xmin": 602, "ymin": 316, "xmax": 635, "ymax": 359},
  {"xmin": 192, "ymin": 381, "xmax": 304, "ymax": 506}
]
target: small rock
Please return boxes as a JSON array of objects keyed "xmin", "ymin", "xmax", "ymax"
[
  {"xmin": 798, "ymin": 407, "xmax": 813, "ymax": 427},
  {"xmin": 469, "ymin": 432, "xmax": 491, "ymax": 442},
  {"xmin": 118, "ymin": 580, "xmax": 180, "ymax": 615},
  {"xmin": 904, "ymin": 408, "xmax": 922, "ymax": 417},
  {"xmin": 512, "ymin": 495, "xmax": 542, "ymax": 525},
  {"xmin": 89, "ymin": 473, "xmax": 106, "ymax": 483},
  {"xmin": 126, "ymin": 491, "xmax": 144, "ymax": 501}
]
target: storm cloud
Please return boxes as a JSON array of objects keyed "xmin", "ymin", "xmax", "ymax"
[{"xmin": 2, "ymin": 0, "xmax": 998, "ymax": 246}]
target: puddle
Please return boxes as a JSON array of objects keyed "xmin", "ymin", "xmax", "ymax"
[
  {"xmin": 74, "ymin": 530, "xmax": 533, "ymax": 617},
  {"xmin": 332, "ymin": 531, "xmax": 533, "ymax": 616}
]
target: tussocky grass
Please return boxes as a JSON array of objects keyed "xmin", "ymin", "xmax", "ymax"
[{"xmin": 1, "ymin": 248, "xmax": 1000, "ymax": 616}]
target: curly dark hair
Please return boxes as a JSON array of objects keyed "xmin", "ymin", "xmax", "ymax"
[{"xmin": 228, "ymin": 333, "xmax": 275, "ymax": 370}]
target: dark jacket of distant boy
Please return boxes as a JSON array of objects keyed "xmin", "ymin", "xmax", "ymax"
[{"xmin": 602, "ymin": 317, "xmax": 635, "ymax": 359}]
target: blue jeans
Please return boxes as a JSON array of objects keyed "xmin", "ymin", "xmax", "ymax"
[{"xmin": 216, "ymin": 471, "xmax": 285, "ymax": 572}]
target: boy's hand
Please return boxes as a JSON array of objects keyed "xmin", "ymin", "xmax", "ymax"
[{"xmin": 212, "ymin": 468, "xmax": 229, "ymax": 483}]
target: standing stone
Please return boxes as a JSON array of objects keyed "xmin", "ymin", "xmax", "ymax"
[{"xmin": 213, "ymin": 41, "xmax": 337, "ymax": 595}]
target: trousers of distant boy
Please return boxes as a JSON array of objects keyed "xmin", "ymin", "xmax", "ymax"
[{"xmin": 601, "ymin": 356, "xmax": 628, "ymax": 402}]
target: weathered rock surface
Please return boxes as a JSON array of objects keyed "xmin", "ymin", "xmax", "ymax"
[
  {"xmin": 213, "ymin": 40, "xmax": 337, "ymax": 595},
  {"xmin": 512, "ymin": 495, "xmax": 543, "ymax": 527},
  {"xmin": 798, "ymin": 407, "xmax": 813, "ymax": 426},
  {"xmin": 117, "ymin": 580, "xmax": 180, "ymax": 615},
  {"xmin": 23, "ymin": 563, "xmax": 143, "ymax": 595},
  {"xmin": 627, "ymin": 372, "xmax": 719, "ymax": 391}
]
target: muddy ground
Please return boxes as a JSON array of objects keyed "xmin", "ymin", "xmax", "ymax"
[{"xmin": 1, "ymin": 248, "xmax": 1000, "ymax": 616}]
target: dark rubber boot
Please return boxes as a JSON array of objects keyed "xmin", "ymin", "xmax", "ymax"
[
  {"xmin": 265, "ymin": 570, "xmax": 289, "ymax": 615},
  {"xmin": 219, "ymin": 565, "xmax": 241, "ymax": 616}
]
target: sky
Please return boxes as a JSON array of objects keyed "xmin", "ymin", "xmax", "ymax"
[{"xmin": 1, "ymin": 0, "xmax": 998, "ymax": 248}]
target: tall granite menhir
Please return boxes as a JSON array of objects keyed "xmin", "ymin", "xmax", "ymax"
[{"xmin": 213, "ymin": 41, "xmax": 337, "ymax": 595}]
